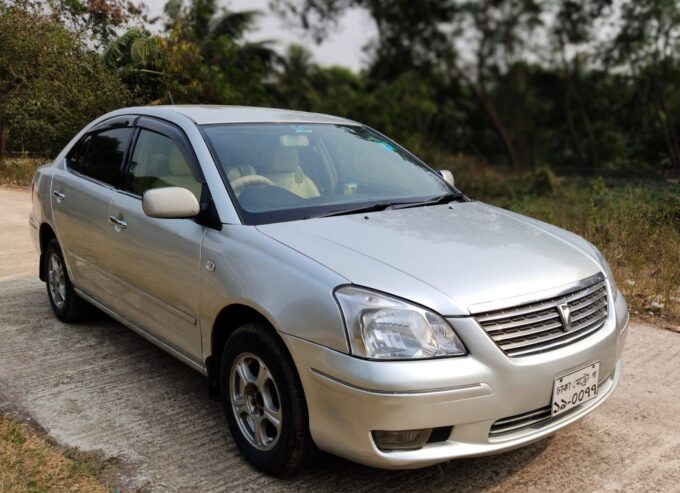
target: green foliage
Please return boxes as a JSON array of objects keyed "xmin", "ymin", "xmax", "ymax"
[
  {"xmin": 0, "ymin": 3, "xmax": 130, "ymax": 158},
  {"xmin": 5, "ymin": 0, "xmax": 680, "ymax": 179},
  {"xmin": 440, "ymin": 156, "xmax": 680, "ymax": 319}
]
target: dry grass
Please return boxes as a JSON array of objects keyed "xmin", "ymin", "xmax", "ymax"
[
  {"xmin": 0, "ymin": 414, "xmax": 110, "ymax": 493},
  {"xmin": 441, "ymin": 155, "xmax": 680, "ymax": 323},
  {"xmin": 0, "ymin": 157, "xmax": 46, "ymax": 186}
]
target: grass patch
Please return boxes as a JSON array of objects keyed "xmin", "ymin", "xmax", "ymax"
[
  {"xmin": 443, "ymin": 155, "xmax": 680, "ymax": 322},
  {"xmin": 0, "ymin": 414, "xmax": 110, "ymax": 493},
  {"xmin": 0, "ymin": 157, "xmax": 46, "ymax": 186}
]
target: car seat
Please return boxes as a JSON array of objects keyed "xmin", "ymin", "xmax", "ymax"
[{"xmin": 263, "ymin": 146, "xmax": 319, "ymax": 198}]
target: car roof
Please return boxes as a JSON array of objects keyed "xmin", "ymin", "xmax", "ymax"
[{"xmin": 118, "ymin": 105, "xmax": 359, "ymax": 126}]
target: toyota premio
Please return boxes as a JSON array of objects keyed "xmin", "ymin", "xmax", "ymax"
[{"xmin": 29, "ymin": 106, "xmax": 629, "ymax": 476}]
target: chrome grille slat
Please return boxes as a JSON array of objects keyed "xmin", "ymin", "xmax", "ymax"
[
  {"xmin": 484, "ymin": 310, "xmax": 560, "ymax": 332},
  {"xmin": 505, "ymin": 318, "xmax": 605, "ymax": 356},
  {"xmin": 570, "ymin": 300, "xmax": 607, "ymax": 324},
  {"xmin": 493, "ymin": 406, "xmax": 552, "ymax": 427},
  {"xmin": 475, "ymin": 280, "xmax": 605, "ymax": 323},
  {"xmin": 489, "ymin": 406, "xmax": 552, "ymax": 436},
  {"xmin": 499, "ymin": 309, "xmax": 607, "ymax": 352},
  {"xmin": 569, "ymin": 287, "xmax": 606, "ymax": 311},
  {"xmin": 475, "ymin": 274, "xmax": 608, "ymax": 358},
  {"xmin": 492, "ymin": 320, "xmax": 563, "ymax": 342}
]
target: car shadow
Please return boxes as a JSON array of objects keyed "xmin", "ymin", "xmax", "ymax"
[{"xmin": 0, "ymin": 278, "xmax": 551, "ymax": 492}]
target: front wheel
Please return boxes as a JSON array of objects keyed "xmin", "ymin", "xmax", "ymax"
[{"xmin": 220, "ymin": 323, "xmax": 317, "ymax": 476}]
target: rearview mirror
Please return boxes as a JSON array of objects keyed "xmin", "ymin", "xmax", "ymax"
[
  {"xmin": 439, "ymin": 169, "xmax": 455, "ymax": 187},
  {"xmin": 142, "ymin": 187, "xmax": 200, "ymax": 219}
]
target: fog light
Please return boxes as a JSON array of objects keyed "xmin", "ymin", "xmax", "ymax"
[{"xmin": 372, "ymin": 429, "xmax": 432, "ymax": 451}]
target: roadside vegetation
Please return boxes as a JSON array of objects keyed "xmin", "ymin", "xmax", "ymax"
[
  {"xmin": 0, "ymin": 414, "xmax": 110, "ymax": 492},
  {"xmin": 0, "ymin": 0, "xmax": 678, "ymax": 486},
  {"xmin": 1, "ymin": 0, "xmax": 679, "ymax": 320},
  {"xmin": 447, "ymin": 157, "xmax": 680, "ymax": 324}
]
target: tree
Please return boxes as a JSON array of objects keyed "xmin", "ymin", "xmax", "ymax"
[
  {"xmin": 606, "ymin": 0, "xmax": 680, "ymax": 174},
  {"xmin": 273, "ymin": 0, "xmax": 543, "ymax": 169},
  {"xmin": 45, "ymin": 0, "xmax": 148, "ymax": 47},
  {"xmin": 0, "ymin": 4, "xmax": 130, "ymax": 158},
  {"xmin": 105, "ymin": 0, "xmax": 279, "ymax": 105}
]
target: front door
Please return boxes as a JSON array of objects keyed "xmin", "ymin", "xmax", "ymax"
[{"xmin": 106, "ymin": 123, "xmax": 205, "ymax": 362}]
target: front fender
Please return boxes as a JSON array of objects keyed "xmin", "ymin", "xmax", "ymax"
[{"xmin": 199, "ymin": 225, "xmax": 350, "ymax": 363}]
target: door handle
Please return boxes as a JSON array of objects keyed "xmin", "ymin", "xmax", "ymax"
[
  {"xmin": 53, "ymin": 190, "xmax": 65, "ymax": 202},
  {"xmin": 108, "ymin": 216, "xmax": 127, "ymax": 229}
]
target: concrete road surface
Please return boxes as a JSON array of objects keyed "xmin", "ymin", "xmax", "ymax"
[{"xmin": 1, "ymin": 186, "xmax": 679, "ymax": 492}]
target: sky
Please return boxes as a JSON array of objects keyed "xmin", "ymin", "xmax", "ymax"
[{"xmin": 143, "ymin": 0, "xmax": 376, "ymax": 71}]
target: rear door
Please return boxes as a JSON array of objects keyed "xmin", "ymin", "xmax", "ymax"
[
  {"xmin": 51, "ymin": 117, "xmax": 134, "ymax": 302},
  {"xmin": 106, "ymin": 117, "xmax": 206, "ymax": 363}
]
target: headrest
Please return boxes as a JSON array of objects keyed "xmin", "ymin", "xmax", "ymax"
[
  {"xmin": 168, "ymin": 146, "xmax": 190, "ymax": 176},
  {"xmin": 266, "ymin": 147, "xmax": 300, "ymax": 173}
]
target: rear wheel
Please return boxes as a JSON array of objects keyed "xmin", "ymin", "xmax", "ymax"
[
  {"xmin": 220, "ymin": 323, "xmax": 316, "ymax": 476},
  {"xmin": 44, "ymin": 239, "xmax": 90, "ymax": 323}
]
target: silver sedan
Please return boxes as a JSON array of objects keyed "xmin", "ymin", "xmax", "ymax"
[{"xmin": 29, "ymin": 105, "xmax": 629, "ymax": 476}]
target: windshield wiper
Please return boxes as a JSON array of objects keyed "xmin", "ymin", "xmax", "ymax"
[
  {"xmin": 390, "ymin": 192, "xmax": 466, "ymax": 210},
  {"xmin": 305, "ymin": 192, "xmax": 466, "ymax": 219},
  {"xmin": 305, "ymin": 201, "xmax": 399, "ymax": 219}
]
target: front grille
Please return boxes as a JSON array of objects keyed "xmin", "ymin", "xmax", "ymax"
[{"xmin": 474, "ymin": 274, "xmax": 608, "ymax": 357}]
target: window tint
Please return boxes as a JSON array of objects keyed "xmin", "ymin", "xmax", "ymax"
[
  {"xmin": 70, "ymin": 128, "xmax": 133, "ymax": 186},
  {"xmin": 126, "ymin": 129, "xmax": 201, "ymax": 199},
  {"xmin": 67, "ymin": 135, "xmax": 91, "ymax": 173}
]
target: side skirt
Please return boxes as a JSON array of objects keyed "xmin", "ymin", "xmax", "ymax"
[{"xmin": 75, "ymin": 287, "xmax": 208, "ymax": 377}]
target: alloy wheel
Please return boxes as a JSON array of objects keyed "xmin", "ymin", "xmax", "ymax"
[{"xmin": 230, "ymin": 352, "xmax": 283, "ymax": 451}]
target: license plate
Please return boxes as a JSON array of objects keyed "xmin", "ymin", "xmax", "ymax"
[{"xmin": 552, "ymin": 362, "xmax": 600, "ymax": 417}]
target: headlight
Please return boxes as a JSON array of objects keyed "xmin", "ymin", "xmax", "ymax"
[
  {"xmin": 590, "ymin": 244, "xmax": 618, "ymax": 300},
  {"xmin": 334, "ymin": 286, "xmax": 467, "ymax": 360}
]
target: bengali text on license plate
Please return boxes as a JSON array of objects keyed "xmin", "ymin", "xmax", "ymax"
[{"xmin": 552, "ymin": 362, "xmax": 600, "ymax": 417}]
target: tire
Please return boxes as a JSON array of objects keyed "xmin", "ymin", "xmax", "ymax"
[
  {"xmin": 44, "ymin": 238, "xmax": 90, "ymax": 323},
  {"xmin": 220, "ymin": 323, "xmax": 317, "ymax": 476}
]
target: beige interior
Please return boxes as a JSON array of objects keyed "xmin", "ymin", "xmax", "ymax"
[
  {"xmin": 225, "ymin": 146, "xmax": 320, "ymax": 199},
  {"xmin": 130, "ymin": 132, "xmax": 202, "ymax": 200},
  {"xmin": 155, "ymin": 146, "xmax": 202, "ymax": 199}
]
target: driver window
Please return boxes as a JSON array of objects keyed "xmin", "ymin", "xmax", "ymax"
[{"xmin": 126, "ymin": 129, "xmax": 201, "ymax": 200}]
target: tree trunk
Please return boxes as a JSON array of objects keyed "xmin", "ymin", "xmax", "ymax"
[
  {"xmin": 477, "ymin": 84, "xmax": 521, "ymax": 170},
  {"xmin": 0, "ymin": 120, "xmax": 8, "ymax": 163}
]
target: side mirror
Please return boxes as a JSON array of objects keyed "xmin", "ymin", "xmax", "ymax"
[
  {"xmin": 439, "ymin": 169, "xmax": 455, "ymax": 187},
  {"xmin": 142, "ymin": 187, "xmax": 200, "ymax": 219}
]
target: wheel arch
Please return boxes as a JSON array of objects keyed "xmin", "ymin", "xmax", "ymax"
[
  {"xmin": 38, "ymin": 223, "xmax": 57, "ymax": 282},
  {"xmin": 206, "ymin": 303, "xmax": 287, "ymax": 400}
]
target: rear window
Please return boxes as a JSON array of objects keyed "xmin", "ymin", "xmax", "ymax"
[{"xmin": 68, "ymin": 128, "xmax": 133, "ymax": 187}]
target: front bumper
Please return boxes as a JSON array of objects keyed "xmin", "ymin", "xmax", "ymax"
[{"xmin": 283, "ymin": 289, "xmax": 629, "ymax": 469}]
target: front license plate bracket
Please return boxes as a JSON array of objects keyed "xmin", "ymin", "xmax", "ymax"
[{"xmin": 552, "ymin": 361, "xmax": 600, "ymax": 417}]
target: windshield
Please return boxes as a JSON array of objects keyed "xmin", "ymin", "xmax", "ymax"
[{"xmin": 202, "ymin": 123, "xmax": 457, "ymax": 224}]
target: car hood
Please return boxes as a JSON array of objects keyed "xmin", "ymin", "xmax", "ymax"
[{"xmin": 256, "ymin": 202, "xmax": 603, "ymax": 316}]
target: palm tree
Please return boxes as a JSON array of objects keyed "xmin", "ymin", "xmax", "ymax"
[
  {"xmin": 104, "ymin": 0, "xmax": 279, "ymax": 104},
  {"xmin": 102, "ymin": 27, "xmax": 164, "ymax": 74}
]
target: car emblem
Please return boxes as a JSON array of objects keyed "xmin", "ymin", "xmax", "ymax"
[{"xmin": 556, "ymin": 303, "xmax": 572, "ymax": 331}]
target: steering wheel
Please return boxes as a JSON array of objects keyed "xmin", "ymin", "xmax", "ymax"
[{"xmin": 230, "ymin": 175, "xmax": 275, "ymax": 196}]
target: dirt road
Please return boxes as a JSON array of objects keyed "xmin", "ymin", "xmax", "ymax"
[{"xmin": 0, "ymin": 186, "xmax": 679, "ymax": 492}]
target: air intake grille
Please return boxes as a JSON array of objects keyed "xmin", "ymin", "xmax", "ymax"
[
  {"xmin": 475, "ymin": 274, "xmax": 608, "ymax": 357},
  {"xmin": 489, "ymin": 405, "xmax": 552, "ymax": 437}
]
